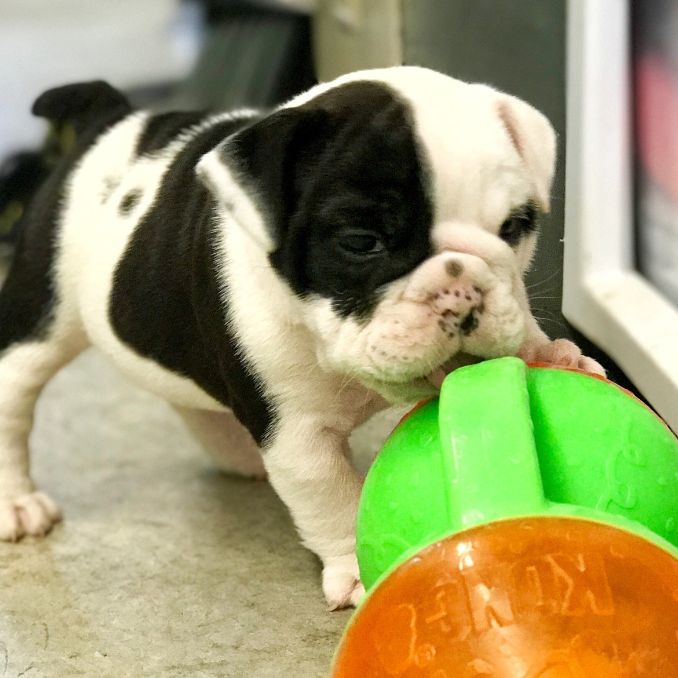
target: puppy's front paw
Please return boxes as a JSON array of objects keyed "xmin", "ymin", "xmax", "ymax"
[
  {"xmin": 0, "ymin": 491, "xmax": 62, "ymax": 542},
  {"xmin": 322, "ymin": 554, "xmax": 365, "ymax": 610},
  {"xmin": 519, "ymin": 338, "xmax": 605, "ymax": 376}
]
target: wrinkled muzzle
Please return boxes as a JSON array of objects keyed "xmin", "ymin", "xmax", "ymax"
[{"xmin": 322, "ymin": 248, "xmax": 529, "ymax": 402}]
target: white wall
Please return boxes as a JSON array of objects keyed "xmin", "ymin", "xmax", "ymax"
[{"xmin": 0, "ymin": 0, "xmax": 202, "ymax": 158}]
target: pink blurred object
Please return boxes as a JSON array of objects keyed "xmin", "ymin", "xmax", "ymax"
[{"xmin": 635, "ymin": 53, "xmax": 678, "ymax": 201}]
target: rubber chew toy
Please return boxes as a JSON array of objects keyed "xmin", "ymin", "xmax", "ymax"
[{"xmin": 333, "ymin": 357, "xmax": 678, "ymax": 677}]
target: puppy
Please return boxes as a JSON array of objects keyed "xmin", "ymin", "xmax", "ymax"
[{"xmin": 0, "ymin": 67, "xmax": 603, "ymax": 608}]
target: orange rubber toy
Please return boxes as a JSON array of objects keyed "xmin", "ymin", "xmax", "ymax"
[{"xmin": 333, "ymin": 358, "xmax": 678, "ymax": 677}]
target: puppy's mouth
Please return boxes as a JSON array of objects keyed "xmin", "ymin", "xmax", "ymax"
[
  {"xmin": 369, "ymin": 353, "xmax": 482, "ymax": 396},
  {"xmin": 425, "ymin": 366, "xmax": 449, "ymax": 390},
  {"xmin": 433, "ymin": 353, "xmax": 483, "ymax": 383}
]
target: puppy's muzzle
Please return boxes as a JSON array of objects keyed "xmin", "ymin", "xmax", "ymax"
[
  {"xmin": 403, "ymin": 252, "xmax": 495, "ymax": 338},
  {"xmin": 360, "ymin": 252, "xmax": 499, "ymax": 390}
]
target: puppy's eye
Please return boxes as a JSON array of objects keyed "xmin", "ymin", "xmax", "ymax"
[
  {"xmin": 337, "ymin": 230, "xmax": 386, "ymax": 256},
  {"xmin": 499, "ymin": 204, "xmax": 537, "ymax": 246},
  {"xmin": 499, "ymin": 216, "xmax": 530, "ymax": 245}
]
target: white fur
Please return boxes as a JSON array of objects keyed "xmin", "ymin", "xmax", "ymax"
[
  {"xmin": 218, "ymin": 206, "xmax": 384, "ymax": 609},
  {"xmin": 58, "ymin": 112, "xmax": 252, "ymax": 410},
  {"xmin": 0, "ymin": 339, "xmax": 83, "ymax": 539},
  {"xmin": 0, "ymin": 67, "xmax": 603, "ymax": 610}
]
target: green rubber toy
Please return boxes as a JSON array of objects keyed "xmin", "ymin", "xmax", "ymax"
[
  {"xmin": 334, "ymin": 357, "xmax": 678, "ymax": 677},
  {"xmin": 356, "ymin": 357, "xmax": 678, "ymax": 590}
]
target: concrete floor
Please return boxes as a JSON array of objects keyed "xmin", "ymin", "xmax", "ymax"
[{"xmin": 0, "ymin": 256, "xmax": 404, "ymax": 678}]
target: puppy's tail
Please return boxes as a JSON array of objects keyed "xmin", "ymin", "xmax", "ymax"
[
  {"xmin": 1, "ymin": 82, "xmax": 132, "ymax": 247},
  {"xmin": 32, "ymin": 80, "xmax": 132, "ymax": 134}
]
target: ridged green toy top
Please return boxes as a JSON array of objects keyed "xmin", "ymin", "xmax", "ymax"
[{"xmin": 356, "ymin": 357, "xmax": 678, "ymax": 590}]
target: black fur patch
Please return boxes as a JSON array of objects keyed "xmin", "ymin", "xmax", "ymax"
[
  {"xmin": 0, "ymin": 82, "xmax": 132, "ymax": 351},
  {"xmin": 224, "ymin": 82, "xmax": 434, "ymax": 320},
  {"xmin": 118, "ymin": 189, "xmax": 142, "ymax": 216},
  {"xmin": 135, "ymin": 111, "xmax": 208, "ymax": 157},
  {"xmin": 459, "ymin": 311, "xmax": 480, "ymax": 335},
  {"xmin": 109, "ymin": 113, "xmax": 276, "ymax": 444},
  {"xmin": 101, "ymin": 176, "xmax": 120, "ymax": 203},
  {"xmin": 499, "ymin": 202, "xmax": 538, "ymax": 247}
]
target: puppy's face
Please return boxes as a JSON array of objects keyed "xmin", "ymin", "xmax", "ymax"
[{"xmin": 199, "ymin": 67, "xmax": 556, "ymax": 402}]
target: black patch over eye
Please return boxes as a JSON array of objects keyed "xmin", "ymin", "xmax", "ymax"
[
  {"xmin": 337, "ymin": 229, "xmax": 386, "ymax": 256},
  {"xmin": 499, "ymin": 203, "xmax": 538, "ymax": 246}
]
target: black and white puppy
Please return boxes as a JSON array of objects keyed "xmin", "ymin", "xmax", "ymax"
[{"xmin": 0, "ymin": 67, "xmax": 603, "ymax": 608}]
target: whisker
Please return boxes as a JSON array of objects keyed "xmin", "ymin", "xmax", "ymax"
[
  {"xmin": 533, "ymin": 316, "xmax": 569, "ymax": 332},
  {"xmin": 526, "ymin": 269, "xmax": 562, "ymax": 291}
]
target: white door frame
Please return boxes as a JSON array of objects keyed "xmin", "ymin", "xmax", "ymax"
[{"xmin": 564, "ymin": 0, "xmax": 678, "ymax": 429}]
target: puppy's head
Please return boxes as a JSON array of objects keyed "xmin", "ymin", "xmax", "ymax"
[{"xmin": 198, "ymin": 67, "xmax": 556, "ymax": 402}]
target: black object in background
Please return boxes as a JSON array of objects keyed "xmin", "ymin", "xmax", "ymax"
[
  {"xmin": 0, "ymin": 153, "xmax": 48, "ymax": 246},
  {"xmin": 0, "ymin": 0, "xmax": 316, "ymax": 254},
  {"xmin": 167, "ymin": 0, "xmax": 316, "ymax": 111}
]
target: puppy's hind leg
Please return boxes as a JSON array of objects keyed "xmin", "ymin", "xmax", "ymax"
[
  {"xmin": 174, "ymin": 407, "xmax": 266, "ymax": 480},
  {"xmin": 0, "ymin": 253, "xmax": 87, "ymax": 540},
  {"xmin": 0, "ymin": 333, "xmax": 86, "ymax": 540}
]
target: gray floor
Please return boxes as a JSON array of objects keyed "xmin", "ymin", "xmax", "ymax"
[{"xmin": 0, "ymin": 257, "xmax": 404, "ymax": 678}]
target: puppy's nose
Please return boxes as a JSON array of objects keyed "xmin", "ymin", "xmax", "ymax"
[
  {"xmin": 406, "ymin": 252, "xmax": 492, "ymax": 299},
  {"xmin": 445, "ymin": 259, "xmax": 465, "ymax": 278},
  {"xmin": 405, "ymin": 253, "xmax": 489, "ymax": 338}
]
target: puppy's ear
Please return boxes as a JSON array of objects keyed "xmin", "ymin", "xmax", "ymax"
[
  {"xmin": 497, "ymin": 96, "xmax": 556, "ymax": 212},
  {"xmin": 197, "ymin": 108, "xmax": 330, "ymax": 251}
]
